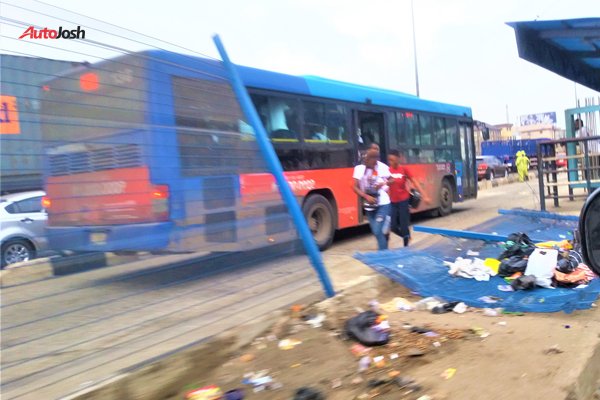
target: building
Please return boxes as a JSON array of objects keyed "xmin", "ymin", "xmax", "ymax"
[{"xmin": 1, "ymin": 55, "xmax": 83, "ymax": 193}]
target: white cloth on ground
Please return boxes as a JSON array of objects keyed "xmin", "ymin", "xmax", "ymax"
[{"xmin": 444, "ymin": 257, "xmax": 497, "ymax": 281}]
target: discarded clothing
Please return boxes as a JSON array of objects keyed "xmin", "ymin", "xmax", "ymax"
[
  {"xmin": 444, "ymin": 257, "xmax": 497, "ymax": 281},
  {"xmin": 510, "ymin": 275, "xmax": 537, "ymax": 291},
  {"xmin": 554, "ymin": 264, "xmax": 598, "ymax": 287}
]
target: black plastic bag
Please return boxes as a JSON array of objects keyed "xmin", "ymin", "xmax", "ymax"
[
  {"xmin": 294, "ymin": 387, "xmax": 325, "ymax": 400},
  {"xmin": 344, "ymin": 310, "xmax": 390, "ymax": 346},
  {"xmin": 498, "ymin": 232, "xmax": 536, "ymax": 260},
  {"xmin": 510, "ymin": 275, "xmax": 537, "ymax": 290},
  {"xmin": 498, "ymin": 255, "xmax": 528, "ymax": 277}
]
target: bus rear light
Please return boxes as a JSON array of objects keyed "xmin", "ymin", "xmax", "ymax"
[
  {"xmin": 151, "ymin": 185, "xmax": 169, "ymax": 221},
  {"xmin": 80, "ymin": 72, "xmax": 99, "ymax": 91},
  {"xmin": 42, "ymin": 196, "xmax": 51, "ymax": 208},
  {"xmin": 152, "ymin": 185, "xmax": 169, "ymax": 199}
]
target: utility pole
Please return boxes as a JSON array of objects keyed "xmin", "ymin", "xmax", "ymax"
[{"xmin": 411, "ymin": 0, "xmax": 420, "ymax": 97}]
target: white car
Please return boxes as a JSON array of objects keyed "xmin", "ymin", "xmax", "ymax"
[{"xmin": 0, "ymin": 191, "xmax": 48, "ymax": 268}]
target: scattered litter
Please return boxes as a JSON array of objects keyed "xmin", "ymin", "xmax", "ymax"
[
  {"xmin": 373, "ymin": 355, "xmax": 386, "ymax": 367},
  {"xmin": 293, "ymin": 387, "xmax": 324, "ymax": 400},
  {"xmin": 466, "ymin": 250, "xmax": 480, "ymax": 256},
  {"xmin": 223, "ymin": 389, "xmax": 245, "ymax": 400},
  {"xmin": 544, "ymin": 345, "xmax": 564, "ymax": 355},
  {"xmin": 266, "ymin": 334, "xmax": 277, "ymax": 342},
  {"xmin": 351, "ymin": 343, "xmax": 371, "ymax": 357},
  {"xmin": 417, "ymin": 396, "xmax": 433, "ymax": 400},
  {"xmin": 441, "ymin": 368, "xmax": 457, "ymax": 380},
  {"xmin": 497, "ymin": 321, "xmax": 507, "ymax": 326},
  {"xmin": 407, "ymin": 348, "xmax": 426, "ymax": 357},
  {"xmin": 352, "ymin": 377, "xmax": 364, "ymax": 385},
  {"xmin": 331, "ymin": 378, "xmax": 342, "ymax": 389},
  {"xmin": 367, "ymin": 379, "xmax": 389, "ymax": 388},
  {"xmin": 502, "ymin": 311, "xmax": 525, "ymax": 316},
  {"xmin": 423, "ymin": 331, "xmax": 440, "ymax": 338},
  {"xmin": 483, "ymin": 308, "xmax": 501, "ymax": 317},
  {"xmin": 471, "ymin": 327, "xmax": 490, "ymax": 338},
  {"xmin": 432, "ymin": 301, "xmax": 460, "ymax": 314},
  {"xmin": 305, "ymin": 313, "xmax": 326, "ymax": 328},
  {"xmin": 498, "ymin": 284, "xmax": 514, "ymax": 292},
  {"xmin": 479, "ymin": 296, "xmax": 502, "ymax": 304},
  {"xmin": 185, "ymin": 385, "xmax": 223, "ymax": 400},
  {"xmin": 433, "ymin": 341, "xmax": 442, "ymax": 348},
  {"xmin": 453, "ymin": 302, "xmax": 468, "ymax": 314},
  {"xmin": 410, "ymin": 326, "xmax": 432, "ymax": 334},
  {"xmin": 415, "ymin": 296, "xmax": 445, "ymax": 311},
  {"xmin": 290, "ymin": 363, "xmax": 302, "ymax": 368},
  {"xmin": 278, "ymin": 339, "xmax": 302, "ymax": 350},
  {"xmin": 369, "ymin": 300, "xmax": 380, "ymax": 313},
  {"xmin": 390, "ymin": 353, "xmax": 399, "ymax": 360},
  {"xmin": 445, "ymin": 257, "xmax": 496, "ymax": 281},
  {"xmin": 239, "ymin": 354, "xmax": 255, "ymax": 363},
  {"xmin": 345, "ymin": 311, "xmax": 391, "ymax": 346},
  {"xmin": 358, "ymin": 356, "xmax": 371, "ymax": 372},
  {"xmin": 388, "ymin": 370, "xmax": 401, "ymax": 378},
  {"xmin": 564, "ymin": 325, "xmax": 571, "ymax": 329}
]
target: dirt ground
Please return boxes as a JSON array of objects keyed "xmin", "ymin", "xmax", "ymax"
[{"xmin": 183, "ymin": 282, "xmax": 600, "ymax": 400}]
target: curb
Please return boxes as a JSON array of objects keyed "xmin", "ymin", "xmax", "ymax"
[{"xmin": 0, "ymin": 252, "xmax": 142, "ymax": 287}]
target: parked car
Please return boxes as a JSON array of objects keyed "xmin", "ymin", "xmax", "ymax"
[
  {"xmin": 0, "ymin": 191, "xmax": 47, "ymax": 268},
  {"xmin": 476, "ymin": 156, "xmax": 510, "ymax": 180}
]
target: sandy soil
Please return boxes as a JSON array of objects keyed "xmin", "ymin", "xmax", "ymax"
[{"xmin": 187, "ymin": 283, "xmax": 599, "ymax": 400}]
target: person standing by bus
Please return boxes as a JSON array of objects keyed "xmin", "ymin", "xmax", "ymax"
[
  {"xmin": 516, "ymin": 150, "xmax": 530, "ymax": 182},
  {"xmin": 353, "ymin": 149, "xmax": 391, "ymax": 250},
  {"xmin": 387, "ymin": 149, "xmax": 428, "ymax": 247}
]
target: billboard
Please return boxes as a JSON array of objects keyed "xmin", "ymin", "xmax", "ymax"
[{"xmin": 519, "ymin": 112, "xmax": 557, "ymax": 126}]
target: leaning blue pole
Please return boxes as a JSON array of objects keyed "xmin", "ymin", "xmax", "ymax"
[{"xmin": 213, "ymin": 35, "xmax": 335, "ymax": 298}]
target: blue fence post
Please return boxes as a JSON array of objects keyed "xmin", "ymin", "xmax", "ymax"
[{"xmin": 213, "ymin": 35, "xmax": 335, "ymax": 298}]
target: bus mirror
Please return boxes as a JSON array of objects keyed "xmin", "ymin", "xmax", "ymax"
[
  {"xmin": 579, "ymin": 187, "xmax": 600, "ymax": 275},
  {"xmin": 482, "ymin": 128, "xmax": 490, "ymax": 141}
]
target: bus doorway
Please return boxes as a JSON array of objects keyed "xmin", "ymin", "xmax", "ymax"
[{"xmin": 355, "ymin": 111, "xmax": 386, "ymax": 160}]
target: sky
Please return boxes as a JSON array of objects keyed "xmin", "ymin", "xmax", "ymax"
[{"xmin": 2, "ymin": 0, "xmax": 599, "ymax": 129}]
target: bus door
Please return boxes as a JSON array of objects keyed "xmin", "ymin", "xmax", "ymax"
[
  {"xmin": 459, "ymin": 122, "xmax": 476, "ymax": 199},
  {"xmin": 353, "ymin": 110, "xmax": 386, "ymax": 223},
  {"xmin": 354, "ymin": 111, "xmax": 387, "ymax": 159}
]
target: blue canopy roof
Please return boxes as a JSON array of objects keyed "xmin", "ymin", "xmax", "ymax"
[{"xmin": 508, "ymin": 18, "xmax": 600, "ymax": 91}]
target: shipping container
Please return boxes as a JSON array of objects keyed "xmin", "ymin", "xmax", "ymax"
[{"xmin": 1, "ymin": 55, "xmax": 83, "ymax": 194}]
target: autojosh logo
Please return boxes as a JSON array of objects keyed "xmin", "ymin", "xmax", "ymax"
[{"xmin": 19, "ymin": 26, "xmax": 85, "ymax": 40}]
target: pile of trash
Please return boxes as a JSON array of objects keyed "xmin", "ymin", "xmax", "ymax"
[{"xmin": 444, "ymin": 232, "xmax": 598, "ymax": 291}]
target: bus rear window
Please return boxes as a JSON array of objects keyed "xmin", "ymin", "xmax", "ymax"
[{"xmin": 40, "ymin": 55, "xmax": 146, "ymax": 142}]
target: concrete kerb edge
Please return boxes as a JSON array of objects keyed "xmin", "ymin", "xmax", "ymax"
[
  {"xmin": 0, "ymin": 252, "xmax": 140, "ymax": 287},
  {"xmin": 63, "ymin": 273, "xmax": 392, "ymax": 400}
]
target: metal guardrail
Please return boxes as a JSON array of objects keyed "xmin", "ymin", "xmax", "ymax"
[{"xmin": 537, "ymin": 136, "xmax": 600, "ymax": 210}]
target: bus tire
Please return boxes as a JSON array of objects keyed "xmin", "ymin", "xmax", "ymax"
[
  {"xmin": 302, "ymin": 194, "xmax": 335, "ymax": 251},
  {"xmin": 435, "ymin": 179, "xmax": 453, "ymax": 217}
]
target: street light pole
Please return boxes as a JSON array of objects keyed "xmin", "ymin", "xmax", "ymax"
[{"xmin": 411, "ymin": 0, "xmax": 420, "ymax": 97}]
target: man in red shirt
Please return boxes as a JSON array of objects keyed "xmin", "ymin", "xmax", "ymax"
[{"xmin": 387, "ymin": 149, "xmax": 428, "ymax": 246}]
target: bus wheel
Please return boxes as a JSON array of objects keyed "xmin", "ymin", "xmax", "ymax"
[
  {"xmin": 302, "ymin": 194, "xmax": 335, "ymax": 250},
  {"xmin": 435, "ymin": 179, "xmax": 453, "ymax": 217}
]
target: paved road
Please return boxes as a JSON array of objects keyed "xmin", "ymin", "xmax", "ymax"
[
  {"xmin": 0, "ymin": 250, "xmax": 320, "ymax": 399},
  {"xmin": 0, "ymin": 179, "xmax": 584, "ymax": 399}
]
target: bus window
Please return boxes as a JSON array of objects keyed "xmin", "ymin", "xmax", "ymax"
[
  {"xmin": 303, "ymin": 101, "xmax": 348, "ymax": 143},
  {"xmin": 445, "ymin": 118, "xmax": 458, "ymax": 146},
  {"xmin": 433, "ymin": 117, "xmax": 447, "ymax": 146},
  {"xmin": 419, "ymin": 114, "xmax": 433, "ymax": 146},
  {"xmin": 251, "ymin": 94, "xmax": 300, "ymax": 141},
  {"xmin": 403, "ymin": 112, "xmax": 420, "ymax": 146}
]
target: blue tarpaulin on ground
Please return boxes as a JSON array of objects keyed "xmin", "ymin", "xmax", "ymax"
[{"xmin": 355, "ymin": 210, "xmax": 600, "ymax": 313}]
